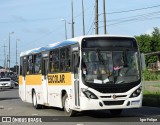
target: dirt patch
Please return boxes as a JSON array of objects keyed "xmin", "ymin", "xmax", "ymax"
[{"xmin": 144, "ymin": 85, "xmax": 160, "ymax": 92}]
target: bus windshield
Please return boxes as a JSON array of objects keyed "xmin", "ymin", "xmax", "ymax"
[{"xmin": 82, "ymin": 50, "xmax": 140, "ymax": 85}]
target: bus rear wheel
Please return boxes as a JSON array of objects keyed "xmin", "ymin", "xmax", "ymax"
[
  {"xmin": 109, "ymin": 109, "xmax": 122, "ymax": 116},
  {"xmin": 63, "ymin": 94, "xmax": 76, "ymax": 117},
  {"xmin": 32, "ymin": 90, "xmax": 42, "ymax": 109}
]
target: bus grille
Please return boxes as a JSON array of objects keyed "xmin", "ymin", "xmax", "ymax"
[
  {"xmin": 103, "ymin": 100, "xmax": 124, "ymax": 105},
  {"xmin": 100, "ymin": 95, "xmax": 127, "ymax": 98},
  {"xmin": 87, "ymin": 80, "xmax": 141, "ymax": 93}
]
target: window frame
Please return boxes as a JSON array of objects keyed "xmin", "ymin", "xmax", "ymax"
[
  {"xmin": 33, "ymin": 53, "xmax": 42, "ymax": 74},
  {"xmin": 49, "ymin": 46, "xmax": 71, "ymax": 73}
]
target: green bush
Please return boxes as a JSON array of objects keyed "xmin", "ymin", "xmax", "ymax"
[
  {"xmin": 142, "ymin": 70, "xmax": 160, "ymax": 81},
  {"xmin": 143, "ymin": 90, "xmax": 160, "ymax": 107}
]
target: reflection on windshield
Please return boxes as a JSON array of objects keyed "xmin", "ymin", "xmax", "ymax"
[{"xmin": 82, "ymin": 50, "xmax": 140, "ymax": 84}]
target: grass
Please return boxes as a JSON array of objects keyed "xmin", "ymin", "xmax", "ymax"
[
  {"xmin": 152, "ymin": 84, "xmax": 160, "ymax": 88},
  {"xmin": 142, "ymin": 90, "xmax": 160, "ymax": 107}
]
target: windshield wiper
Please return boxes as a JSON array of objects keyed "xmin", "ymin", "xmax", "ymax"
[
  {"xmin": 117, "ymin": 81, "xmax": 125, "ymax": 84},
  {"xmin": 96, "ymin": 49, "xmax": 105, "ymax": 65}
]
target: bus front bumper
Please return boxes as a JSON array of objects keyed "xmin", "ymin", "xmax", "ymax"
[{"xmin": 77, "ymin": 95, "xmax": 142, "ymax": 111}]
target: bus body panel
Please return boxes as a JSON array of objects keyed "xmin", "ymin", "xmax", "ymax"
[
  {"xmin": 77, "ymin": 81, "xmax": 142, "ymax": 111},
  {"xmin": 19, "ymin": 35, "xmax": 142, "ymax": 114},
  {"xmin": 19, "ymin": 75, "xmax": 26, "ymax": 101},
  {"xmin": 26, "ymin": 75, "xmax": 42, "ymax": 85},
  {"xmin": 42, "ymin": 75, "xmax": 48, "ymax": 105}
]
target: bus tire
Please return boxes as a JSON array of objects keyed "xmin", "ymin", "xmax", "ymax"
[
  {"xmin": 63, "ymin": 94, "xmax": 76, "ymax": 117},
  {"xmin": 32, "ymin": 90, "xmax": 42, "ymax": 109},
  {"xmin": 109, "ymin": 109, "xmax": 122, "ymax": 116}
]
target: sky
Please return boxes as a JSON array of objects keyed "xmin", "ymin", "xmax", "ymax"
[{"xmin": 0, "ymin": 0, "xmax": 160, "ymax": 67}]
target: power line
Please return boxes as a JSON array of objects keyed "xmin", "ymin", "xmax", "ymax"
[
  {"xmin": 0, "ymin": 17, "xmax": 62, "ymax": 24},
  {"xmin": 106, "ymin": 4, "xmax": 160, "ymax": 15},
  {"xmin": 18, "ymin": 3, "xmax": 94, "ymax": 46},
  {"xmin": 23, "ymin": 24, "xmax": 64, "ymax": 47},
  {"xmin": 87, "ymin": 21, "xmax": 94, "ymax": 35},
  {"xmin": 97, "ymin": 14, "xmax": 160, "ymax": 29},
  {"xmin": 107, "ymin": 16, "xmax": 160, "ymax": 27},
  {"xmin": 72, "ymin": 3, "xmax": 94, "ymax": 20},
  {"xmin": 91, "ymin": 27, "xmax": 94, "ymax": 35},
  {"xmin": 86, "ymin": 6, "xmax": 95, "ymax": 34},
  {"xmin": 0, "ymin": 4, "xmax": 94, "ymax": 24},
  {"xmin": 99, "ymin": 10, "xmax": 160, "ymax": 23}
]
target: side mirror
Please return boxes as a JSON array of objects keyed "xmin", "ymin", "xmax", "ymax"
[{"xmin": 141, "ymin": 53, "xmax": 146, "ymax": 71}]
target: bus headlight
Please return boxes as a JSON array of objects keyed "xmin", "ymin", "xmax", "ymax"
[
  {"xmin": 81, "ymin": 88, "xmax": 98, "ymax": 99},
  {"xmin": 130, "ymin": 86, "xmax": 142, "ymax": 98}
]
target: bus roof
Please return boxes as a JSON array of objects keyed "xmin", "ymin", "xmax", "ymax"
[
  {"xmin": 20, "ymin": 40, "xmax": 78, "ymax": 57},
  {"xmin": 20, "ymin": 35, "xmax": 135, "ymax": 57}
]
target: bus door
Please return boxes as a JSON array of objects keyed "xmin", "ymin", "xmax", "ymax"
[
  {"xmin": 21, "ymin": 57, "xmax": 27, "ymax": 101},
  {"xmin": 72, "ymin": 51, "xmax": 80, "ymax": 107},
  {"xmin": 42, "ymin": 57, "xmax": 49, "ymax": 104}
]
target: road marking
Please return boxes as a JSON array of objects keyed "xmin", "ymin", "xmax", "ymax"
[
  {"xmin": 32, "ymin": 114, "xmax": 38, "ymax": 116},
  {"xmin": 0, "ymin": 106, "xmax": 4, "ymax": 109},
  {"xmin": 77, "ymin": 124, "xmax": 85, "ymax": 125},
  {"xmin": 7, "ymin": 108, "xmax": 13, "ymax": 110}
]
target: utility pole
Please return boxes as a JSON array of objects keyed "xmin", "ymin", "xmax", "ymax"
[
  {"xmin": 61, "ymin": 19, "xmax": 67, "ymax": 39},
  {"xmin": 71, "ymin": 0, "xmax": 74, "ymax": 38},
  {"xmin": 8, "ymin": 32, "xmax": 14, "ymax": 73},
  {"xmin": 95, "ymin": 0, "xmax": 98, "ymax": 34},
  {"xmin": 2, "ymin": 42, "xmax": 7, "ymax": 70},
  {"xmin": 103, "ymin": 0, "xmax": 107, "ymax": 34},
  {"xmin": 16, "ymin": 39, "xmax": 20, "ymax": 74},
  {"xmin": 82, "ymin": 0, "xmax": 85, "ymax": 35},
  {"xmin": 9, "ymin": 33, "xmax": 10, "ymax": 72},
  {"xmin": 7, "ymin": 55, "xmax": 9, "ymax": 70}
]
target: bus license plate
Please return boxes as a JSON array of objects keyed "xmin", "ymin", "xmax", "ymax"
[{"xmin": 131, "ymin": 100, "xmax": 140, "ymax": 105}]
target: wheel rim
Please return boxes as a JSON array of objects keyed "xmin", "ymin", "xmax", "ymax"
[
  {"xmin": 33, "ymin": 93, "xmax": 37, "ymax": 106},
  {"xmin": 64, "ymin": 96, "xmax": 70, "ymax": 113}
]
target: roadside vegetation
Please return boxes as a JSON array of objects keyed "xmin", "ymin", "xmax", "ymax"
[
  {"xmin": 143, "ymin": 89, "xmax": 160, "ymax": 107},
  {"xmin": 135, "ymin": 27, "xmax": 160, "ymax": 66},
  {"xmin": 142, "ymin": 71, "xmax": 160, "ymax": 107},
  {"xmin": 142, "ymin": 70, "xmax": 160, "ymax": 81},
  {"xmin": 135, "ymin": 27, "xmax": 160, "ymax": 107}
]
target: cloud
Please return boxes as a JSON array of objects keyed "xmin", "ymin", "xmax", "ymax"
[
  {"xmin": 11, "ymin": 15, "xmax": 27, "ymax": 22},
  {"xmin": 36, "ymin": 28, "xmax": 51, "ymax": 35},
  {"xmin": 22, "ymin": 28, "xmax": 32, "ymax": 33},
  {"xmin": 145, "ymin": 29, "xmax": 154, "ymax": 35}
]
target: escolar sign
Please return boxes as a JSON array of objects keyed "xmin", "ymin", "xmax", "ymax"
[{"xmin": 48, "ymin": 73, "xmax": 72, "ymax": 85}]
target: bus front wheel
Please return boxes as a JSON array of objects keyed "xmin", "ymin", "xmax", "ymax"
[
  {"xmin": 63, "ymin": 94, "xmax": 76, "ymax": 117},
  {"xmin": 32, "ymin": 90, "xmax": 42, "ymax": 109}
]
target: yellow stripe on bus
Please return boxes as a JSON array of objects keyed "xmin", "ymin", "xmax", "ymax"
[
  {"xmin": 48, "ymin": 73, "xmax": 72, "ymax": 86},
  {"xmin": 26, "ymin": 75, "xmax": 42, "ymax": 85},
  {"xmin": 19, "ymin": 76, "xmax": 23, "ymax": 85}
]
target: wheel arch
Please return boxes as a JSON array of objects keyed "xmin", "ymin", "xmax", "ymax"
[
  {"xmin": 61, "ymin": 89, "xmax": 67, "ymax": 107},
  {"xmin": 31, "ymin": 88, "xmax": 35, "ymax": 98}
]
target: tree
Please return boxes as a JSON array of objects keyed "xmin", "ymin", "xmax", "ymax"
[
  {"xmin": 135, "ymin": 27, "xmax": 160, "ymax": 65},
  {"xmin": 135, "ymin": 34, "xmax": 155, "ymax": 65},
  {"xmin": 151, "ymin": 27, "xmax": 160, "ymax": 61},
  {"xmin": 136, "ymin": 34, "xmax": 151, "ymax": 53}
]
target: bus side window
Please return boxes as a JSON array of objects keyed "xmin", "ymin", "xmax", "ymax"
[
  {"xmin": 27, "ymin": 55, "xmax": 33, "ymax": 75},
  {"xmin": 66, "ymin": 47, "xmax": 71, "ymax": 71},
  {"xmin": 20, "ymin": 57, "xmax": 23, "ymax": 76},
  {"xmin": 42, "ymin": 60, "xmax": 46, "ymax": 76},
  {"xmin": 49, "ymin": 49, "xmax": 59, "ymax": 73},
  {"xmin": 34, "ymin": 54, "xmax": 42, "ymax": 74},
  {"xmin": 23, "ymin": 56, "xmax": 27, "ymax": 76},
  {"xmin": 60, "ymin": 47, "xmax": 71, "ymax": 72}
]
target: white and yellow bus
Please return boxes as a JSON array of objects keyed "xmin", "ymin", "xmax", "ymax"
[{"xmin": 19, "ymin": 35, "xmax": 142, "ymax": 116}]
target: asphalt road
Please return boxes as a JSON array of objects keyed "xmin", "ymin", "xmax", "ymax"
[{"xmin": 0, "ymin": 87, "xmax": 160, "ymax": 125}]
